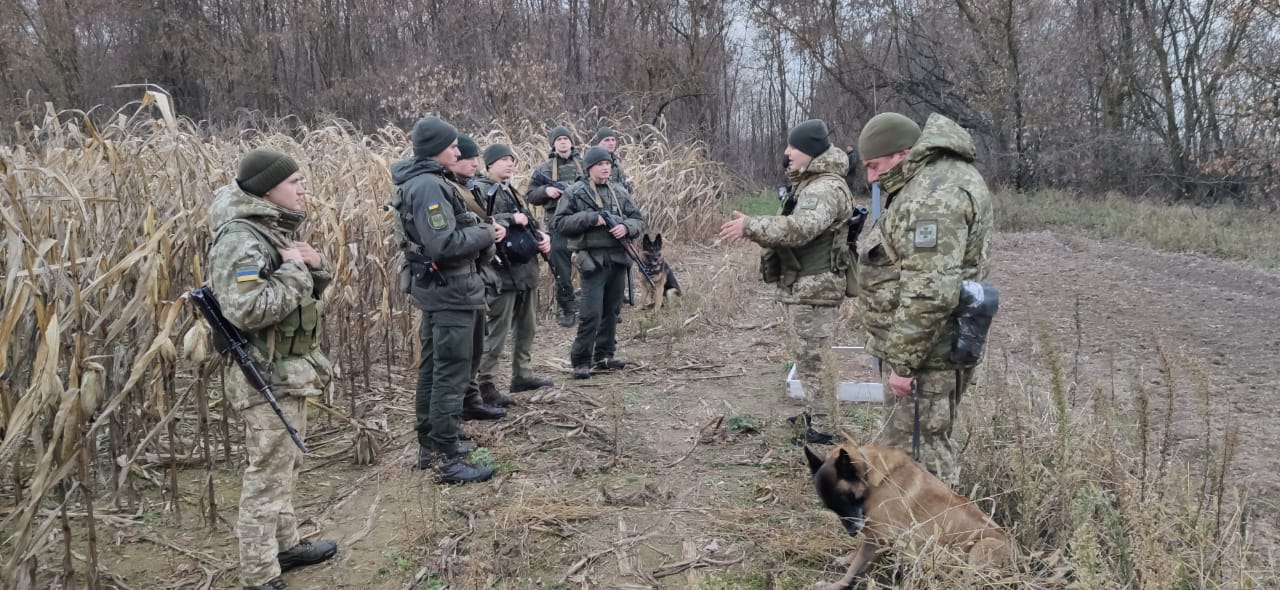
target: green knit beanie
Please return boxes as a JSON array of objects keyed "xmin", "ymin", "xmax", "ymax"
[
  {"xmin": 583, "ymin": 146, "xmax": 612, "ymax": 172},
  {"xmin": 788, "ymin": 119, "xmax": 831, "ymax": 158},
  {"xmin": 548, "ymin": 125, "xmax": 573, "ymax": 147},
  {"xmin": 237, "ymin": 148, "xmax": 299, "ymax": 197},
  {"xmin": 858, "ymin": 113, "xmax": 921, "ymax": 160},
  {"xmin": 483, "ymin": 144, "xmax": 515, "ymax": 167},
  {"xmin": 456, "ymin": 134, "xmax": 480, "ymax": 159},
  {"xmin": 412, "ymin": 116, "xmax": 459, "ymax": 159},
  {"xmin": 591, "ymin": 126, "xmax": 618, "ymax": 145}
]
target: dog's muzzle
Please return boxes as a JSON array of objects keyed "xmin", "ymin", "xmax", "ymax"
[{"xmin": 840, "ymin": 506, "xmax": 866, "ymax": 537}]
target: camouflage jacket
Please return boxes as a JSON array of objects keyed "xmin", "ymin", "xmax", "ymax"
[
  {"xmin": 606, "ymin": 152, "xmax": 632, "ymax": 191},
  {"xmin": 474, "ymin": 174, "xmax": 542, "ymax": 293},
  {"xmin": 206, "ymin": 183, "xmax": 333, "ymax": 409},
  {"xmin": 551, "ymin": 179, "xmax": 644, "ymax": 268},
  {"xmin": 526, "ymin": 151, "xmax": 585, "ymax": 224},
  {"xmin": 743, "ymin": 145, "xmax": 855, "ymax": 306},
  {"xmin": 856, "ymin": 113, "xmax": 994, "ymax": 375},
  {"xmin": 390, "ymin": 157, "xmax": 494, "ymax": 312}
]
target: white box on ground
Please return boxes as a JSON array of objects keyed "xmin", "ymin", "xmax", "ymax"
[{"xmin": 786, "ymin": 346, "xmax": 884, "ymax": 403}]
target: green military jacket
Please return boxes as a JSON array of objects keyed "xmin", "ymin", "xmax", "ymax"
[
  {"xmin": 206, "ymin": 182, "xmax": 334, "ymax": 409},
  {"xmin": 526, "ymin": 151, "xmax": 584, "ymax": 224},
  {"xmin": 474, "ymin": 174, "xmax": 543, "ymax": 293},
  {"xmin": 606, "ymin": 152, "xmax": 632, "ymax": 191},
  {"xmin": 389, "ymin": 157, "xmax": 494, "ymax": 312},
  {"xmin": 856, "ymin": 113, "xmax": 994, "ymax": 376},
  {"xmin": 550, "ymin": 178, "xmax": 644, "ymax": 269},
  {"xmin": 743, "ymin": 145, "xmax": 855, "ymax": 306}
]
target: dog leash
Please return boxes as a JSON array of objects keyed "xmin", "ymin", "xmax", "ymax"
[{"xmin": 911, "ymin": 378, "xmax": 921, "ymax": 462}]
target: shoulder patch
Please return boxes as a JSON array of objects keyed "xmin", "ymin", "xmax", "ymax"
[
  {"xmin": 914, "ymin": 221, "xmax": 938, "ymax": 249},
  {"xmin": 429, "ymin": 211, "xmax": 448, "ymax": 230},
  {"xmin": 798, "ymin": 196, "xmax": 819, "ymax": 210},
  {"xmin": 235, "ymin": 264, "xmax": 261, "ymax": 283}
]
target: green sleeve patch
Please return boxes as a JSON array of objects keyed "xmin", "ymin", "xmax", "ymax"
[
  {"xmin": 914, "ymin": 221, "xmax": 938, "ymax": 249},
  {"xmin": 429, "ymin": 212, "xmax": 448, "ymax": 230},
  {"xmin": 797, "ymin": 196, "xmax": 818, "ymax": 210}
]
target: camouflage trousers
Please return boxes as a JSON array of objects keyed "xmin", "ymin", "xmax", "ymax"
[
  {"xmin": 477, "ymin": 287, "xmax": 538, "ymax": 385},
  {"xmin": 784, "ymin": 303, "xmax": 838, "ymax": 425},
  {"xmin": 237, "ymin": 395, "xmax": 307, "ymax": 586},
  {"xmin": 878, "ymin": 366, "xmax": 973, "ymax": 487}
]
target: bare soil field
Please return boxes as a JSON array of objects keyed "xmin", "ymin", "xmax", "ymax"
[{"xmin": 51, "ymin": 231, "xmax": 1280, "ymax": 589}]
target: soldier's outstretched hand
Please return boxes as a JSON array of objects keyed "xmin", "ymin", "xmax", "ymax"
[{"xmin": 719, "ymin": 211, "xmax": 748, "ymax": 242}]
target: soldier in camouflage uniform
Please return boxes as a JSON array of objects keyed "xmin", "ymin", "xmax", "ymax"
[
  {"xmin": 551, "ymin": 146, "xmax": 645, "ymax": 379},
  {"xmin": 207, "ymin": 148, "xmax": 338, "ymax": 589},
  {"xmin": 720, "ymin": 119, "xmax": 855, "ymax": 444},
  {"xmin": 590, "ymin": 126, "xmax": 633, "ymax": 190},
  {"xmin": 390, "ymin": 117, "xmax": 497, "ymax": 483},
  {"xmin": 443, "ymin": 134, "xmax": 507, "ymax": 421},
  {"xmin": 527, "ymin": 125, "xmax": 585, "ymax": 327},
  {"xmin": 474, "ymin": 143, "xmax": 555, "ymax": 402},
  {"xmin": 855, "ymin": 112, "xmax": 994, "ymax": 486}
]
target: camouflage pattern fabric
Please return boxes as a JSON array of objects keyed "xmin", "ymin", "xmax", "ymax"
[
  {"xmin": 877, "ymin": 367, "xmax": 972, "ymax": 487},
  {"xmin": 207, "ymin": 183, "xmax": 334, "ymax": 410},
  {"xmin": 786, "ymin": 303, "xmax": 838, "ymax": 421},
  {"xmin": 236, "ymin": 380, "xmax": 309, "ymax": 585},
  {"xmin": 855, "ymin": 113, "xmax": 994, "ymax": 375},
  {"xmin": 743, "ymin": 145, "xmax": 855, "ymax": 305}
]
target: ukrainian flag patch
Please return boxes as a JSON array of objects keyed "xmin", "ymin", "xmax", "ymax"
[{"xmin": 235, "ymin": 266, "xmax": 260, "ymax": 283}]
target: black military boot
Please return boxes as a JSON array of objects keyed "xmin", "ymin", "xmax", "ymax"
[
  {"xmin": 244, "ymin": 577, "xmax": 287, "ymax": 590},
  {"xmin": 278, "ymin": 539, "xmax": 338, "ymax": 572},
  {"xmin": 572, "ymin": 365, "xmax": 591, "ymax": 379},
  {"xmin": 438, "ymin": 451, "xmax": 494, "ymax": 483},
  {"xmin": 450, "ymin": 440, "xmax": 477, "ymax": 455},
  {"xmin": 558, "ymin": 302, "xmax": 577, "ymax": 327},
  {"xmin": 593, "ymin": 356, "xmax": 626, "ymax": 371},
  {"xmin": 479, "ymin": 382, "xmax": 515, "ymax": 407},
  {"xmin": 461, "ymin": 402, "xmax": 506, "ymax": 421},
  {"xmin": 415, "ymin": 445, "xmax": 435, "ymax": 470},
  {"xmin": 510, "ymin": 376, "xmax": 554, "ymax": 393}
]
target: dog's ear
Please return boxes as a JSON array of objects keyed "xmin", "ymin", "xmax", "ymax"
[
  {"xmin": 655, "ymin": 233, "xmax": 663, "ymax": 248},
  {"xmin": 834, "ymin": 448, "xmax": 862, "ymax": 482},
  {"xmin": 642, "ymin": 234, "xmax": 653, "ymax": 247},
  {"xmin": 804, "ymin": 446, "xmax": 825, "ymax": 475}
]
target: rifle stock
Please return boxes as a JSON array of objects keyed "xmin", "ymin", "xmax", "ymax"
[{"xmin": 188, "ymin": 285, "xmax": 308, "ymax": 452}]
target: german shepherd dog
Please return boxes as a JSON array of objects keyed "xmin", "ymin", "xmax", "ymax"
[
  {"xmin": 638, "ymin": 234, "xmax": 682, "ymax": 311},
  {"xmin": 804, "ymin": 443, "xmax": 1017, "ymax": 589}
]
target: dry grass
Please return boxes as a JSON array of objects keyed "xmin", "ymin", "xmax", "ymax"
[{"xmin": 0, "ymin": 93, "xmax": 733, "ymax": 588}]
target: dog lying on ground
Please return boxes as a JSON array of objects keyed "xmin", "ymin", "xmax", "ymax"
[
  {"xmin": 804, "ymin": 443, "xmax": 1017, "ymax": 589},
  {"xmin": 638, "ymin": 233, "xmax": 682, "ymax": 311}
]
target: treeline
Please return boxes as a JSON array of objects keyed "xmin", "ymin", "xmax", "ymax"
[{"xmin": 1, "ymin": 0, "xmax": 1276, "ymax": 203}]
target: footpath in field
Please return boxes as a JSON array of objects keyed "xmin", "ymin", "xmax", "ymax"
[{"xmin": 87, "ymin": 231, "xmax": 1280, "ymax": 588}]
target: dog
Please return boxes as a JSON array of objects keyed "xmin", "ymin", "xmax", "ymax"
[
  {"xmin": 637, "ymin": 234, "xmax": 682, "ymax": 311},
  {"xmin": 804, "ymin": 443, "xmax": 1017, "ymax": 589}
]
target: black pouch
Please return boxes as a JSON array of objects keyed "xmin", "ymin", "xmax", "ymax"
[
  {"xmin": 500, "ymin": 226, "xmax": 541, "ymax": 264},
  {"xmin": 950, "ymin": 281, "xmax": 1000, "ymax": 366}
]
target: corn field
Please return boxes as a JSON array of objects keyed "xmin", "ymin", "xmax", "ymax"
[{"xmin": 0, "ymin": 93, "xmax": 735, "ymax": 588}]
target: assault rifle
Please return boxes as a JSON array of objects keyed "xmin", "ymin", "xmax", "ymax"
[
  {"xmin": 598, "ymin": 210, "xmax": 656, "ymax": 290},
  {"xmin": 530, "ymin": 169, "xmax": 569, "ymax": 193},
  {"xmin": 188, "ymin": 286, "xmax": 308, "ymax": 452}
]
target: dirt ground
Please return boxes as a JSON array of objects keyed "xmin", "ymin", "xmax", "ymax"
[{"xmin": 40, "ymin": 230, "xmax": 1280, "ymax": 588}]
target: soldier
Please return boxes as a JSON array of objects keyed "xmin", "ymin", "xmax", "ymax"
[
  {"xmin": 207, "ymin": 148, "xmax": 338, "ymax": 589},
  {"xmin": 854, "ymin": 112, "xmax": 994, "ymax": 486},
  {"xmin": 526, "ymin": 125, "xmax": 585, "ymax": 327},
  {"xmin": 551, "ymin": 146, "xmax": 645, "ymax": 379},
  {"xmin": 719, "ymin": 119, "xmax": 855, "ymax": 445},
  {"xmin": 443, "ymin": 134, "xmax": 508, "ymax": 420},
  {"xmin": 590, "ymin": 126, "xmax": 632, "ymax": 190},
  {"xmin": 474, "ymin": 143, "xmax": 555, "ymax": 403},
  {"xmin": 389, "ymin": 117, "xmax": 497, "ymax": 483}
]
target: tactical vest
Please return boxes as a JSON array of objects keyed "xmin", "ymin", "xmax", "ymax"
[
  {"xmin": 212, "ymin": 219, "xmax": 323, "ymax": 361},
  {"xmin": 760, "ymin": 172, "xmax": 854, "ymax": 289},
  {"xmin": 566, "ymin": 183, "xmax": 627, "ymax": 252}
]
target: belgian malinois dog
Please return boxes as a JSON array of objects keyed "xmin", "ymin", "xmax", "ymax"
[
  {"xmin": 638, "ymin": 233, "xmax": 682, "ymax": 311},
  {"xmin": 804, "ymin": 443, "xmax": 1017, "ymax": 589}
]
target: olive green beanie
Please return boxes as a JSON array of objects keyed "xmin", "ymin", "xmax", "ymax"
[
  {"xmin": 591, "ymin": 126, "xmax": 618, "ymax": 145},
  {"xmin": 237, "ymin": 148, "xmax": 299, "ymax": 197},
  {"xmin": 858, "ymin": 113, "xmax": 921, "ymax": 160},
  {"xmin": 483, "ymin": 144, "xmax": 515, "ymax": 167},
  {"xmin": 411, "ymin": 116, "xmax": 459, "ymax": 159},
  {"xmin": 583, "ymin": 146, "xmax": 612, "ymax": 171},
  {"xmin": 548, "ymin": 125, "xmax": 573, "ymax": 147},
  {"xmin": 456, "ymin": 134, "xmax": 480, "ymax": 159},
  {"xmin": 787, "ymin": 119, "xmax": 831, "ymax": 158}
]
